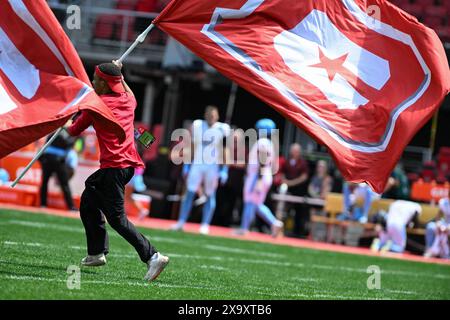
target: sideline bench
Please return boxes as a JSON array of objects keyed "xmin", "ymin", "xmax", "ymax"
[{"xmin": 271, "ymin": 192, "xmax": 440, "ymax": 246}]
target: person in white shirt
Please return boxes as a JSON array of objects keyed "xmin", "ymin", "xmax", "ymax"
[
  {"xmin": 371, "ymin": 200, "xmax": 422, "ymax": 253},
  {"xmin": 171, "ymin": 106, "xmax": 230, "ymax": 235},
  {"xmin": 424, "ymin": 190, "xmax": 450, "ymax": 259},
  {"xmin": 235, "ymin": 119, "xmax": 283, "ymax": 237}
]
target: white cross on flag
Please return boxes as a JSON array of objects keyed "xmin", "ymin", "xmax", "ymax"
[
  {"xmin": 154, "ymin": 0, "xmax": 450, "ymax": 192},
  {"xmin": 0, "ymin": 0, "xmax": 125, "ymax": 159}
]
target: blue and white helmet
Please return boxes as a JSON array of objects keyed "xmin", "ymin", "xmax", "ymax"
[
  {"xmin": 0, "ymin": 168, "xmax": 10, "ymax": 184},
  {"xmin": 255, "ymin": 118, "xmax": 276, "ymax": 131}
]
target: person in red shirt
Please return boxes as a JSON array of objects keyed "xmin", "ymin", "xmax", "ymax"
[
  {"xmin": 280, "ymin": 143, "xmax": 310, "ymax": 237},
  {"xmin": 66, "ymin": 60, "xmax": 168, "ymax": 282}
]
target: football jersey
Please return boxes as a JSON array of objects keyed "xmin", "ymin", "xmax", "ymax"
[
  {"xmin": 387, "ymin": 200, "xmax": 422, "ymax": 226},
  {"xmin": 192, "ymin": 120, "xmax": 230, "ymax": 165}
]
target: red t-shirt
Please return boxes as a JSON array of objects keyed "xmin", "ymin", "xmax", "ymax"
[
  {"xmin": 282, "ymin": 157, "xmax": 309, "ymax": 180},
  {"xmin": 68, "ymin": 92, "xmax": 144, "ymax": 169}
]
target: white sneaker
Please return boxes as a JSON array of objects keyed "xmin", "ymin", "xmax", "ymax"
[
  {"xmin": 380, "ymin": 240, "xmax": 393, "ymax": 253},
  {"xmin": 271, "ymin": 220, "xmax": 284, "ymax": 238},
  {"xmin": 144, "ymin": 252, "xmax": 169, "ymax": 282},
  {"xmin": 170, "ymin": 222, "xmax": 184, "ymax": 231},
  {"xmin": 370, "ymin": 238, "xmax": 380, "ymax": 252},
  {"xmin": 80, "ymin": 253, "xmax": 106, "ymax": 267},
  {"xmin": 199, "ymin": 224, "xmax": 210, "ymax": 235}
]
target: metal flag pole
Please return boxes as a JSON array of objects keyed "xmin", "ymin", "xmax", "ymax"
[
  {"xmin": 118, "ymin": 23, "xmax": 155, "ymax": 63},
  {"xmin": 11, "ymin": 23, "xmax": 156, "ymax": 188},
  {"xmin": 225, "ymin": 82, "xmax": 238, "ymax": 124}
]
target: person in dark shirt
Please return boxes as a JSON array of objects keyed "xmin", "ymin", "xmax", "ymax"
[
  {"xmin": 280, "ymin": 143, "xmax": 309, "ymax": 237},
  {"xmin": 39, "ymin": 129, "xmax": 77, "ymax": 211}
]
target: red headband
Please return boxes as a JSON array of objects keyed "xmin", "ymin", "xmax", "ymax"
[{"xmin": 95, "ymin": 66, "xmax": 126, "ymax": 93}]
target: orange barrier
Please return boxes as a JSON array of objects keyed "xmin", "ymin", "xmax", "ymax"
[
  {"xmin": 0, "ymin": 184, "xmax": 38, "ymax": 206},
  {"xmin": 1, "ymin": 127, "xmax": 152, "ymax": 213},
  {"xmin": 410, "ymin": 179, "xmax": 450, "ymax": 203}
]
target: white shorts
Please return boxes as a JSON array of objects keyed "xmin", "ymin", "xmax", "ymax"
[
  {"xmin": 243, "ymin": 172, "xmax": 272, "ymax": 206},
  {"xmin": 186, "ymin": 164, "xmax": 219, "ymax": 196},
  {"xmin": 386, "ymin": 221, "xmax": 407, "ymax": 250}
]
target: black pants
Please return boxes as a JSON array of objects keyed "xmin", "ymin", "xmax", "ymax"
[
  {"xmin": 80, "ymin": 167, "xmax": 157, "ymax": 263},
  {"xmin": 39, "ymin": 154, "xmax": 74, "ymax": 210}
]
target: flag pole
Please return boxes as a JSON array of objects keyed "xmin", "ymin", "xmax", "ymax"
[
  {"xmin": 10, "ymin": 23, "xmax": 156, "ymax": 188},
  {"xmin": 225, "ymin": 82, "xmax": 238, "ymax": 123},
  {"xmin": 429, "ymin": 109, "xmax": 439, "ymax": 158},
  {"xmin": 118, "ymin": 23, "xmax": 155, "ymax": 63},
  {"xmin": 11, "ymin": 127, "xmax": 65, "ymax": 188}
]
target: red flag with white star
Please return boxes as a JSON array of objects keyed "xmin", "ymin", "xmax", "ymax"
[{"xmin": 154, "ymin": 0, "xmax": 450, "ymax": 192}]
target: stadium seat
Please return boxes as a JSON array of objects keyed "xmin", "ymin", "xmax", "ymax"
[
  {"xmin": 424, "ymin": 15, "xmax": 444, "ymax": 29},
  {"xmin": 436, "ymin": 173, "xmax": 448, "ymax": 184},
  {"xmin": 116, "ymin": 0, "xmax": 137, "ymax": 10},
  {"xmin": 389, "ymin": 0, "xmax": 408, "ymax": 8},
  {"xmin": 401, "ymin": 3, "xmax": 425, "ymax": 19},
  {"xmin": 407, "ymin": 172, "xmax": 420, "ymax": 183},
  {"xmin": 93, "ymin": 14, "xmax": 117, "ymax": 40},
  {"xmin": 424, "ymin": 5, "xmax": 448, "ymax": 23},
  {"xmin": 438, "ymin": 146, "xmax": 450, "ymax": 170},
  {"xmin": 415, "ymin": 0, "xmax": 436, "ymax": 7},
  {"xmin": 436, "ymin": 26, "xmax": 450, "ymax": 42},
  {"xmin": 436, "ymin": 25, "xmax": 450, "ymax": 42},
  {"xmin": 443, "ymin": 0, "xmax": 450, "ymax": 12},
  {"xmin": 115, "ymin": 16, "xmax": 136, "ymax": 42},
  {"xmin": 420, "ymin": 160, "xmax": 437, "ymax": 182}
]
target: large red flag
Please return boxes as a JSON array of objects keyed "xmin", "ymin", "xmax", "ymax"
[
  {"xmin": 154, "ymin": 0, "xmax": 450, "ymax": 193},
  {"xmin": 0, "ymin": 0, "xmax": 125, "ymax": 159}
]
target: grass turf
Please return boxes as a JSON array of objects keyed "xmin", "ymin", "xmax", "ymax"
[{"xmin": 0, "ymin": 209, "xmax": 449, "ymax": 300}]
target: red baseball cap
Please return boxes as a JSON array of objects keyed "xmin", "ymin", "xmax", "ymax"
[{"xmin": 95, "ymin": 65, "xmax": 126, "ymax": 93}]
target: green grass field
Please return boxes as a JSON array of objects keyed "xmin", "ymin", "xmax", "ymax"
[{"xmin": 0, "ymin": 209, "xmax": 449, "ymax": 300}]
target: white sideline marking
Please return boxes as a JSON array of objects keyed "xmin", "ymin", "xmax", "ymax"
[
  {"xmin": 6, "ymin": 220, "xmax": 84, "ymax": 234},
  {"xmin": 3, "ymin": 219, "xmax": 283, "ymax": 257},
  {"xmin": 3, "ymin": 239, "xmax": 450, "ymax": 281},
  {"xmin": 203, "ymin": 244, "xmax": 285, "ymax": 258},
  {"xmin": 384, "ymin": 289, "xmax": 417, "ymax": 295},
  {"xmin": 0, "ymin": 274, "xmax": 370, "ymax": 299},
  {"xmin": 3, "ymin": 241, "xmax": 42, "ymax": 247},
  {"xmin": 290, "ymin": 277, "xmax": 320, "ymax": 283},
  {"xmin": 200, "ymin": 265, "xmax": 228, "ymax": 271}
]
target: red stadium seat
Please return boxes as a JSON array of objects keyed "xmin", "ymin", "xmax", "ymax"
[
  {"xmin": 425, "ymin": 5, "xmax": 448, "ymax": 20},
  {"xmin": 424, "ymin": 15, "xmax": 444, "ymax": 29},
  {"xmin": 401, "ymin": 3, "xmax": 425, "ymax": 19},
  {"xmin": 389, "ymin": 0, "xmax": 408, "ymax": 8},
  {"xmin": 443, "ymin": 0, "xmax": 450, "ymax": 12},
  {"xmin": 436, "ymin": 173, "xmax": 448, "ymax": 184},
  {"xmin": 436, "ymin": 25, "xmax": 450, "ymax": 42},
  {"xmin": 420, "ymin": 160, "xmax": 437, "ymax": 182},
  {"xmin": 116, "ymin": 0, "xmax": 137, "ymax": 10},
  {"xmin": 93, "ymin": 15, "xmax": 117, "ymax": 40},
  {"xmin": 115, "ymin": 16, "xmax": 136, "ymax": 42},
  {"xmin": 407, "ymin": 172, "xmax": 420, "ymax": 183},
  {"xmin": 439, "ymin": 147, "xmax": 450, "ymax": 156},
  {"xmin": 438, "ymin": 147, "xmax": 450, "ymax": 170},
  {"xmin": 415, "ymin": 0, "xmax": 436, "ymax": 7}
]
